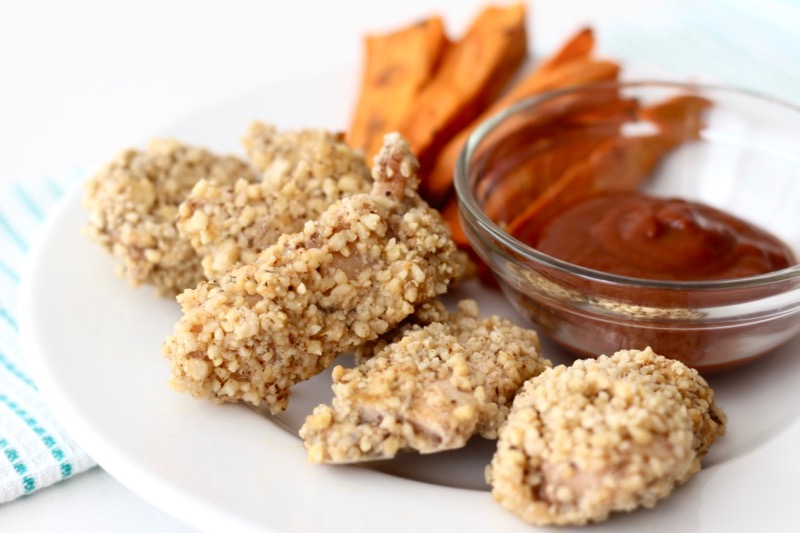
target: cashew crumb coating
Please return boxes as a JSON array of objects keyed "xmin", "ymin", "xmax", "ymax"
[
  {"xmin": 242, "ymin": 122, "xmax": 364, "ymax": 181},
  {"xmin": 488, "ymin": 348, "xmax": 726, "ymax": 526},
  {"xmin": 179, "ymin": 124, "xmax": 373, "ymax": 279},
  {"xmin": 603, "ymin": 348, "xmax": 726, "ymax": 458},
  {"xmin": 299, "ymin": 299, "xmax": 550, "ymax": 464},
  {"xmin": 84, "ymin": 139, "xmax": 254, "ymax": 295},
  {"xmin": 163, "ymin": 133, "xmax": 465, "ymax": 412},
  {"xmin": 353, "ymin": 299, "xmax": 451, "ymax": 365}
]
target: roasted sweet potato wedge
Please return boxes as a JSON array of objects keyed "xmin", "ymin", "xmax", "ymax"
[
  {"xmin": 425, "ymin": 30, "xmax": 620, "ymax": 203},
  {"xmin": 347, "ymin": 16, "xmax": 448, "ymax": 161},
  {"xmin": 479, "ymin": 95, "xmax": 640, "ymax": 223},
  {"xmin": 440, "ymin": 89, "xmax": 637, "ymax": 248},
  {"xmin": 535, "ymin": 27, "xmax": 595, "ymax": 73},
  {"xmin": 396, "ymin": 4, "xmax": 528, "ymax": 174},
  {"xmin": 507, "ymin": 95, "xmax": 712, "ymax": 244},
  {"xmin": 441, "ymin": 196, "xmax": 469, "ymax": 247}
]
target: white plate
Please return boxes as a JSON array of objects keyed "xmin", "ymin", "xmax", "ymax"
[{"xmin": 20, "ymin": 70, "xmax": 800, "ymax": 532}]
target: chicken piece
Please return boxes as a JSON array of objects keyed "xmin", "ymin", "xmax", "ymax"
[
  {"xmin": 84, "ymin": 139, "xmax": 254, "ymax": 295},
  {"xmin": 603, "ymin": 348, "xmax": 726, "ymax": 458},
  {"xmin": 488, "ymin": 348, "xmax": 726, "ymax": 526},
  {"xmin": 299, "ymin": 299, "xmax": 550, "ymax": 464},
  {"xmin": 352, "ymin": 299, "xmax": 451, "ymax": 365},
  {"xmin": 241, "ymin": 121, "xmax": 365, "ymax": 179},
  {"xmin": 178, "ymin": 124, "xmax": 372, "ymax": 279},
  {"xmin": 163, "ymin": 133, "xmax": 465, "ymax": 412}
]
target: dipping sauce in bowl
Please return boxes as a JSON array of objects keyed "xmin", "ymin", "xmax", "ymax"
[
  {"xmin": 455, "ymin": 81, "xmax": 800, "ymax": 372},
  {"xmin": 529, "ymin": 191, "xmax": 797, "ymax": 282}
]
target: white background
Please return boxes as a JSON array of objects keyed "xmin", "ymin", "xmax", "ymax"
[{"xmin": 2, "ymin": 0, "xmax": 777, "ymax": 531}]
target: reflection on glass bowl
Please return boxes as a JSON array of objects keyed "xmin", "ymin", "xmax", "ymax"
[{"xmin": 455, "ymin": 81, "xmax": 800, "ymax": 372}]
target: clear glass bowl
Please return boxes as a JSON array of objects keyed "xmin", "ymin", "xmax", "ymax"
[{"xmin": 455, "ymin": 81, "xmax": 800, "ymax": 372}]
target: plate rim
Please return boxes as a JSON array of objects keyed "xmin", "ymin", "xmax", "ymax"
[{"xmin": 18, "ymin": 73, "xmax": 800, "ymax": 532}]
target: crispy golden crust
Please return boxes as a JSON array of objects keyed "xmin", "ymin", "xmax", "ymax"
[
  {"xmin": 242, "ymin": 122, "xmax": 360, "ymax": 178},
  {"xmin": 83, "ymin": 139, "xmax": 253, "ymax": 295},
  {"xmin": 352, "ymin": 299, "xmax": 452, "ymax": 365},
  {"xmin": 300, "ymin": 300, "xmax": 549, "ymax": 464},
  {"xmin": 488, "ymin": 348, "xmax": 726, "ymax": 526},
  {"xmin": 601, "ymin": 348, "xmax": 726, "ymax": 458},
  {"xmin": 163, "ymin": 133, "xmax": 464, "ymax": 412},
  {"xmin": 179, "ymin": 124, "xmax": 373, "ymax": 279}
]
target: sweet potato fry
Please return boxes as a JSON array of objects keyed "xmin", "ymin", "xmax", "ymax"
[
  {"xmin": 506, "ymin": 136, "xmax": 663, "ymax": 244},
  {"xmin": 641, "ymin": 94, "xmax": 713, "ymax": 140},
  {"xmin": 476, "ymin": 93, "xmax": 638, "ymax": 223},
  {"xmin": 440, "ymin": 196, "xmax": 500, "ymax": 286},
  {"xmin": 482, "ymin": 129, "xmax": 616, "ymax": 224},
  {"xmin": 441, "ymin": 196, "xmax": 469, "ymax": 247},
  {"xmin": 347, "ymin": 16, "xmax": 448, "ymax": 161},
  {"xmin": 425, "ymin": 56, "xmax": 621, "ymax": 203},
  {"xmin": 443, "ymin": 89, "xmax": 636, "ymax": 250},
  {"xmin": 396, "ymin": 4, "xmax": 528, "ymax": 173},
  {"xmin": 441, "ymin": 124, "xmax": 614, "ymax": 257},
  {"xmin": 535, "ymin": 27, "xmax": 595, "ymax": 74},
  {"xmin": 507, "ymin": 95, "xmax": 712, "ymax": 244}
]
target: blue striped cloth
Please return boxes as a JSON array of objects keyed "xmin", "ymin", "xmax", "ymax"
[
  {"xmin": 601, "ymin": 0, "xmax": 800, "ymax": 105},
  {"xmin": 0, "ymin": 171, "xmax": 96, "ymax": 503},
  {"xmin": 0, "ymin": 0, "xmax": 797, "ymax": 504}
]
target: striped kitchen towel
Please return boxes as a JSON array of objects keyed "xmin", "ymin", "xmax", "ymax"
[
  {"xmin": 0, "ymin": 171, "xmax": 96, "ymax": 503},
  {"xmin": 600, "ymin": 0, "xmax": 800, "ymax": 104}
]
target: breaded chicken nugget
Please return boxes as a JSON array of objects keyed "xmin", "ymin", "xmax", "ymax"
[
  {"xmin": 84, "ymin": 139, "xmax": 254, "ymax": 295},
  {"xmin": 488, "ymin": 348, "xmax": 725, "ymax": 526},
  {"xmin": 299, "ymin": 300, "xmax": 550, "ymax": 463},
  {"xmin": 242, "ymin": 122, "xmax": 364, "ymax": 180},
  {"xmin": 178, "ymin": 125, "xmax": 372, "ymax": 279},
  {"xmin": 602, "ymin": 348, "xmax": 726, "ymax": 458},
  {"xmin": 352, "ymin": 298, "xmax": 451, "ymax": 365},
  {"xmin": 163, "ymin": 133, "xmax": 464, "ymax": 412}
]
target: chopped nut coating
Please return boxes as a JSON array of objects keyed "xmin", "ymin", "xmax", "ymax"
[
  {"xmin": 300, "ymin": 299, "xmax": 549, "ymax": 463},
  {"xmin": 179, "ymin": 124, "xmax": 372, "ymax": 279},
  {"xmin": 163, "ymin": 133, "xmax": 464, "ymax": 412},
  {"xmin": 84, "ymin": 139, "xmax": 253, "ymax": 294},
  {"xmin": 488, "ymin": 347, "xmax": 725, "ymax": 526},
  {"xmin": 353, "ymin": 299, "xmax": 452, "ymax": 365}
]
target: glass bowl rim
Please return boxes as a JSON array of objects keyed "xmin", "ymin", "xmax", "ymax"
[{"xmin": 454, "ymin": 80, "xmax": 800, "ymax": 291}]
